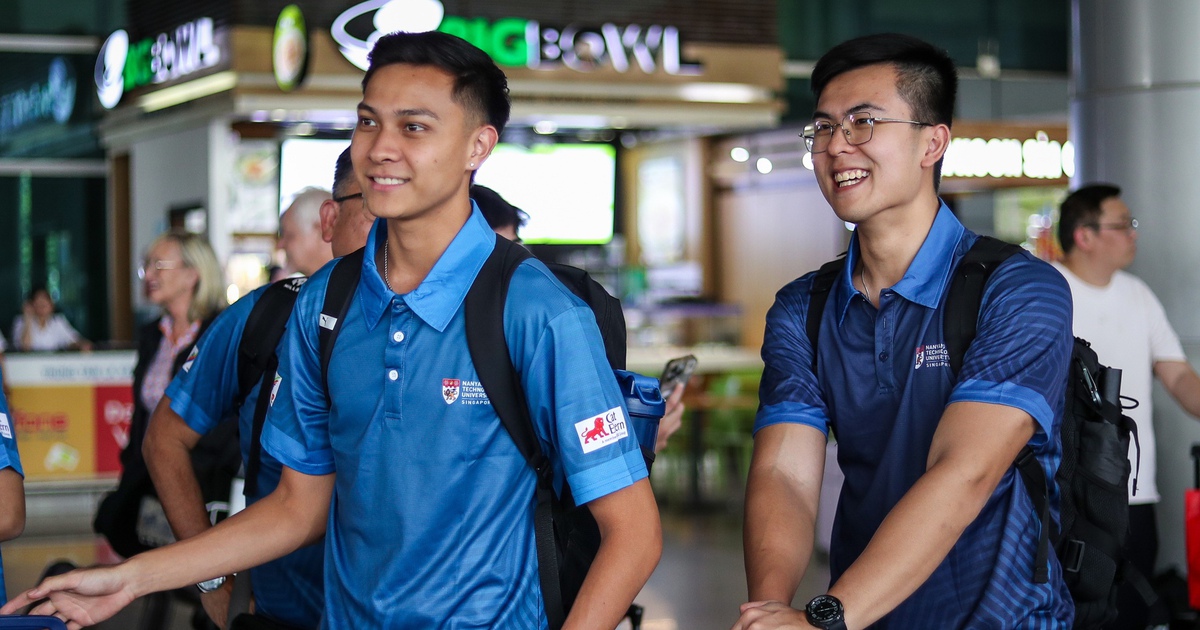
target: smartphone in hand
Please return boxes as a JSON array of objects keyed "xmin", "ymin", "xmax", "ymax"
[{"xmin": 660, "ymin": 355, "xmax": 698, "ymax": 399}]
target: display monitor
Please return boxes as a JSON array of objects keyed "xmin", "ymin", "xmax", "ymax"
[
  {"xmin": 475, "ymin": 143, "xmax": 616, "ymax": 245},
  {"xmin": 278, "ymin": 138, "xmax": 618, "ymax": 246},
  {"xmin": 279, "ymin": 137, "xmax": 349, "ymax": 214}
]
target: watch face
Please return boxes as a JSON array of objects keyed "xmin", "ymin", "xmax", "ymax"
[{"xmin": 807, "ymin": 594, "xmax": 844, "ymax": 624}]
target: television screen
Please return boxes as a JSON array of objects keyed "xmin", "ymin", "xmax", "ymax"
[
  {"xmin": 278, "ymin": 138, "xmax": 618, "ymax": 246},
  {"xmin": 279, "ymin": 138, "xmax": 349, "ymax": 214},
  {"xmin": 475, "ymin": 143, "xmax": 616, "ymax": 245}
]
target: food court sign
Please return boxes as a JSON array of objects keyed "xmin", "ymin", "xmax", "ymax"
[
  {"xmin": 332, "ymin": 0, "xmax": 702, "ymax": 75},
  {"xmin": 95, "ymin": 17, "xmax": 226, "ymax": 109}
]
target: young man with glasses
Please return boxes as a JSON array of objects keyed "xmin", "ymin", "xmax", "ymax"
[
  {"xmin": 738, "ymin": 33, "xmax": 1074, "ymax": 629},
  {"xmin": 1055, "ymin": 182, "xmax": 1200, "ymax": 629}
]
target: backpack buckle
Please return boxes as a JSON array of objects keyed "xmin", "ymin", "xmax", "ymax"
[{"xmin": 1062, "ymin": 539, "xmax": 1085, "ymax": 573}]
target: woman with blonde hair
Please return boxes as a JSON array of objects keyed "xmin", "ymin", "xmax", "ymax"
[{"xmin": 95, "ymin": 231, "xmax": 228, "ymax": 559}]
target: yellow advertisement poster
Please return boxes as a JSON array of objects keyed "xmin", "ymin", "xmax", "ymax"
[{"xmin": 8, "ymin": 386, "xmax": 95, "ymax": 480}]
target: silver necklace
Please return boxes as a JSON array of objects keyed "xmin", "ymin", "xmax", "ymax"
[
  {"xmin": 860, "ymin": 265, "xmax": 872, "ymax": 304},
  {"xmin": 383, "ymin": 240, "xmax": 394, "ymax": 292}
]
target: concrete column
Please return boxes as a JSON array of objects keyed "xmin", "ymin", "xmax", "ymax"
[{"xmin": 1073, "ymin": 0, "xmax": 1200, "ymax": 575}]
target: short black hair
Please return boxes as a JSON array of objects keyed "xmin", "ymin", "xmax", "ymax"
[
  {"xmin": 811, "ymin": 33, "xmax": 957, "ymax": 186},
  {"xmin": 333, "ymin": 147, "xmax": 353, "ymax": 198},
  {"xmin": 470, "ymin": 184, "xmax": 528, "ymax": 234},
  {"xmin": 364, "ymin": 31, "xmax": 511, "ymax": 136},
  {"xmin": 27, "ymin": 285, "xmax": 50, "ymax": 302},
  {"xmin": 1059, "ymin": 183, "xmax": 1122, "ymax": 255}
]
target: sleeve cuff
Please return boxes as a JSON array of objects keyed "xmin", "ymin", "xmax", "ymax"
[
  {"xmin": 165, "ymin": 382, "xmax": 217, "ymax": 436},
  {"xmin": 949, "ymin": 379, "xmax": 1055, "ymax": 444},
  {"xmin": 261, "ymin": 422, "xmax": 335, "ymax": 476},
  {"xmin": 568, "ymin": 449, "xmax": 648, "ymax": 506},
  {"xmin": 754, "ymin": 402, "xmax": 830, "ymax": 436}
]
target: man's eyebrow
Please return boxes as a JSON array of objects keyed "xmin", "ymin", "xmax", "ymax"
[
  {"xmin": 355, "ymin": 103, "xmax": 440, "ymax": 120},
  {"xmin": 812, "ymin": 102, "xmax": 882, "ymax": 120}
]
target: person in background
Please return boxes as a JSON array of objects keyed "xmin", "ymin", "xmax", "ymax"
[
  {"xmin": 470, "ymin": 183, "xmax": 688, "ymax": 452},
  {"xmin": 13, "ymin": 286, "xmax": 92, "ymax": 352},
  {"xmin": 0, "ymin": 384, "xmax": 25, "ymax": 606},
  {"xmin": 277, "ymin": 187, "xmax": 335, "ymax": 277},
  {"xmin": 93, "ymin": 232, "xmax": 227, "ymax": 559},
  {"xmin": 1054, "ymin": 183, "xmax": 1200, "ymax": 629},
  {"xmin": 143, "ymin": 148, "xmax": 373, "ymax": 629}
]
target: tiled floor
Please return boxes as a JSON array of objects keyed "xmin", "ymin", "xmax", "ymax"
[{"xmin": 3, "ymin": 492, "xmax": 830, "ymax": 629}]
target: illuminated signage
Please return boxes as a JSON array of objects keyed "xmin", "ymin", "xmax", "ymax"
[
  {"xmin": 943, "ymin": 132, "xmax": 1075, "ymax": 180},
  {"xmin": 332, "ymin": 0, "xmax": 701, "ymax": 75},
  {"xmin": 95, "ymin": 17, "xmax": 224, "ymax": 109},
  {"xmin": 273, "ymin": 5, "xmax": 310, "ymax": 92},
  {"xmin": 0, "ymin": 57, "xmax": 76, "ymax": 139}
]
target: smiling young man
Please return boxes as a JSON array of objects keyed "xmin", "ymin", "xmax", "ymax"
[
  {"xmin": 2, "ymin": 31, "xmax": 660, "ymax": 629},
  {"xmin": 736, "ymin": 34, "xmax": 1075, "ymax": 629}
]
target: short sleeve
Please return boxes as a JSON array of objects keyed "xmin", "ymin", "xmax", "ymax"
[
  {"xmin": 949, "ymin": 254, "xmax": 1074, "ymax": 442},
  {"xmin": 1142, "ymin": 281, "xmax": 1186, "ymax": 363},
  {"xmin": 754, "ymin": 276, "xmax": 831, "ymax": 436},
  {"xmin": 260, "ymin": 271, "xmax": 335, "ymax": 476},
  {"xmin": 0, "ymin": 392, "xmax": 22, "ymax": 477},
  {"xmin": 166, "ymin": 292, "xmax": 258, "ymax": 435},
  {"xmin": 508, "ymin": 262, "xmax": 647, "ymax": 506}
]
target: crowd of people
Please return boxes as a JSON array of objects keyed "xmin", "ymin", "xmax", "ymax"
[{"xmin": 0, "ymin": 27, "xmax": 1194, "ymax": 630}]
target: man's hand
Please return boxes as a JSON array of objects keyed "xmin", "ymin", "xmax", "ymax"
[
  {"xmin": 0, "ymin": 563, "xmax": 138, "ymax": 629},
  {"xmin": 732, "ymin": 600, "xmax": 814, "ymax": 630},
  {"xmin": 199, "ymin": 576, "xmax": 235, "ymax": 629},
  {"xmin": 655, "ymin": 386, "xmax": 686, "ymax": 452}
]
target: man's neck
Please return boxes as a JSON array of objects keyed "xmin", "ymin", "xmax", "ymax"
[
  {"xmin": 854, "ymin": 196, "xmax": 941, "ymax": 289},
  {"xmin": 380, "ymin": 200, "xmax": 473, "ymax": 294},
  {"xmin": 1060, "ymin": 255, "xmax": 1116, "ymax": 288}
]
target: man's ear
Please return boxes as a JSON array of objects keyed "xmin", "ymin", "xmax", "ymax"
[
  {"xmin": 1072, "ymin": 224, "xmax": 1095, "ymax": 253},
  {"xmin": 466, "ymin": 125, "xmax": 499, "ymax": 173},
  {"xmin": 921, "ymin": 124, "xmax": 951, "ymax": 168},
  {"xmin": 318, "ymin": 199, "xmax": 339, "ymax": 244}
]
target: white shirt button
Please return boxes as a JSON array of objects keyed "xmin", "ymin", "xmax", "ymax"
[
  {"xmin": 388, "ymin": 370, "xmax": 398, "ymax": 381},
  {"xmin": 393, "ymin": 331, "xmax": 405, "ymax": 342}
]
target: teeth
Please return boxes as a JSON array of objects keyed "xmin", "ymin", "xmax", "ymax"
[
  {"xmin": 374, "ymin": 177, "xmax": 403, "ymax": 185},
  {"xmin": 835, "ymin": 169, "xmax": 868, "ymax": 187}
]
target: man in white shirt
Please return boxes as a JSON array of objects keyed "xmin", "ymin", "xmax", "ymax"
[{"xmin": 1055, "ymin": 182, "xmax": 1200, "ymax": 628}]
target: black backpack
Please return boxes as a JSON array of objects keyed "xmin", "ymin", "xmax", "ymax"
[
  {"xmin": 235, "ymin": 276, "xmax": 307, "ymax": 497},
  {"xmin": 805, "ymin": 236, "xmax": 1147, "ymax": 627},
  {"xmin": 316, "ymin": 238, "xmax": 653, "ymax": 630}
]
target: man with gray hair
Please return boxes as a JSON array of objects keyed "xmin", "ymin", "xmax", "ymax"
[{"xmin": 277, "ymin": 187, "xmax": 334, "ymax": 277}]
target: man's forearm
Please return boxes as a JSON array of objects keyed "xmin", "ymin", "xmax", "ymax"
[
  {"xmin": 143, "ymin": 401, "xmax": 212, "ymax": 541},
  {"xmin": 118, "ymin": 470, "xmax": 332, "ymax": 600},
  {"xmin": 563, "ymin": 479, "xmax": 662, "ymax": 630},
  {"xmin": 744, "ymin": 465, "xmax": 816, "ymax": 603}
]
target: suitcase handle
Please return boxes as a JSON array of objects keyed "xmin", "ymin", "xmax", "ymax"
[{"xmin": 1192, "ymin": 443, "xmax": 1200, "ymax": 488}]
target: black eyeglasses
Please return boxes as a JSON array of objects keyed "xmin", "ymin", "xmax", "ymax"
[
  {"xmin": 802, "ymin": 112, "xmax": 931, "ymax": 153},
  {"xmin": 333, "ymin": 192, "xmax": 363, "ymax": 203},
  {"xmin": 1085, "ymin": 218, "xmax": 1138, "ymax": 234}
]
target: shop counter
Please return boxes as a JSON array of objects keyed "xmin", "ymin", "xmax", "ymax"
[{"xmin": 5, "ymin": 351, "xmax": 135, "ymax": 482}]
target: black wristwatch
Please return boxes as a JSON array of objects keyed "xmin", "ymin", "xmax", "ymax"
[{"xmin": 805, "ymin": 594, "xmax": 847, "ymax": 630}]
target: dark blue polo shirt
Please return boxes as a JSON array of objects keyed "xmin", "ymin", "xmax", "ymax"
[{"xmin": 756, "ymin": 204, "xmax": 1075, "ymax": 628}]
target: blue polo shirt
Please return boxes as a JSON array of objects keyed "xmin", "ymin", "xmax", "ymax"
[
  {"xmin": 261, "ymin": 206, "xmax": 647, "ymax": 628},
  {"xmin": 756, "ymin": 204, "xmax": 1074, "ymax": 628},
  {"xmin": 166, "ymin": 284, "xmax": 324, "ymax": 628},
  {"xmin": 0, "ymin": 385, "xmax": 22, "ymax": 605}
]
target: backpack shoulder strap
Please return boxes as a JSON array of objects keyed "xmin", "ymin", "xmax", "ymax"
[
  {"xmin": 806, "ymin": 256, "xmax": 846, "ymax": 373},
  {"xmin": 237, "ymin": 276, "xmax": 305, "ymax": 496},
  {"xmin": 236, "ymin": 277, "xmax": 305, "ymax": 406},
  {"xmin": 463, "ymin": 237, "xmax": 568, "ymax": 628},
  {"xmin": 318, "ymin": 248, "xmax": 365, "ymax": 396},
  {"xmin": 464, "ymin": 237, "xmax": 542, "ymax": 470},
  {"xmin": 943, "ymin": 235, "xmax": 1024, "ymax": 374}
]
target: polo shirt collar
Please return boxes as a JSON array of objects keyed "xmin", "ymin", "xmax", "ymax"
[
  {"xmin": 836, "ymin": 201, "xmax": 964, "ymax": 322},
  {"xmin": 357, "ymin": 202, "xmax": 496, "ymax": 333}
]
